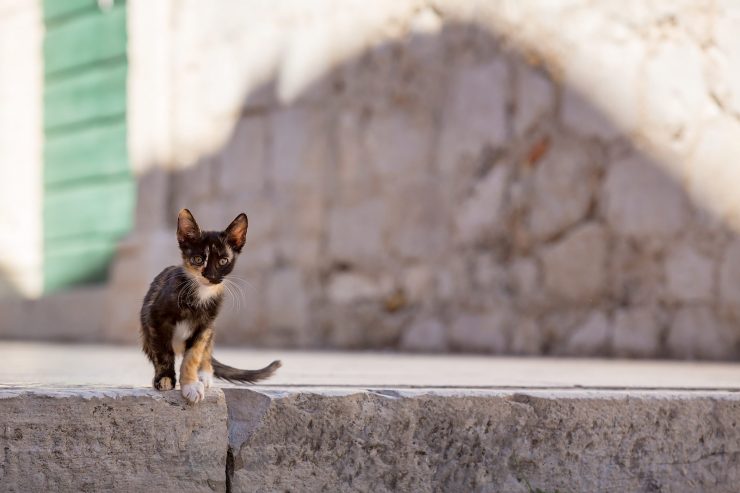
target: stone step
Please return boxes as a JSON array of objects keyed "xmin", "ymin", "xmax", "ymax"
[
  {"xmin": 226, "ymin": 387, "xmax": 740, "ymax": 493},
  {"xmin": 0, "ymin": 389, "xmax": 227, "ymax": 492},
  {"xmin": 1, "ymin": 343, "xmax": 740, "ymax": 492}
]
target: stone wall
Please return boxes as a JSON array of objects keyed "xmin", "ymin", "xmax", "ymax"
[{"xmin": 107, "ymin": 0, "xmax": 740, "ymax": 358}]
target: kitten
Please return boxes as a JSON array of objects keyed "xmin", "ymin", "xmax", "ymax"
[{"xmin": 140, "ymin": 208, "xmax": 280, "ymax": 403}]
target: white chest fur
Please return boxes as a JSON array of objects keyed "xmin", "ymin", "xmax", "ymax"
[
  {"xmin": 196, "ymin": 283, "xmax": 223, "ymax": 304},
  {"xmin": 172, "ymin": 320, "xmax": 193, "ymax": 355}
]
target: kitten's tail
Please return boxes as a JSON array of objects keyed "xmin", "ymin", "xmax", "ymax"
[{"xmin": 212, "ymin": 358, "xmax": 281, "ymax": 384}]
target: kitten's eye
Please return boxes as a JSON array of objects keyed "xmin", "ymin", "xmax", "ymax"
[
  {"xmin": 191, "ymin": 256, "xmax": 203, "ymax": 265},
  {"xmin": 218, "ymin": 258, "xmax": 228, "ymax": 266}
]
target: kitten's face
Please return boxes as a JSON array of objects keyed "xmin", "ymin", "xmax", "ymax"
[{"xmin": 176, "ymin": 209, "xmax": 248, "ymax": 285}]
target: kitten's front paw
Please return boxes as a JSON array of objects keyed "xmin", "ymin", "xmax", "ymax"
[
  {"xmin": 154, "ymin": 376, "xmax": 174, "ymax": 391},
  {"xmin": 181, "ymin": 381, "xmax": 205, "ymax": 403},
  {"xmin": 198, "ymin": 370, "xmax": 214, "ymax": 389}
]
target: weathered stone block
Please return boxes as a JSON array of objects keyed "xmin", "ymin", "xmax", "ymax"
[
  {"xmin": 269, "ymin": 107, "xmax": 328, "ymax": 189},
  {"xmin": 266, "ymin": 268, "xmax": 308, "ymax": 332},
  {"xmin": 667, "ymin": 306, "xmax": 735, "ymax": 360},
  {"xmin": 401, "ymin": 265, "xmax": 436, "ymax": 303},
  {"xmin": 528, "ymin": 137, "xmax": 596, "ymax": 241},
  {"xmin": 385, "ymin": 178, "xmax": 448, "ymax": 261},
  {"xmin": 643, "ymin": 37, "xmax": 710, "ymax": 154},
  {"xmin": 612, "ymin": 307, "xmax": 662, "ymax": 358},
  {"xmin": 712, "ymin": 2, "xmax": 740, "ymax": 117},
  {"xmin": 665, "ymin": 244, "xmax": 714, "ymax": 303},
  {"xmin": 327, "ymin": 272, "xmax": 393, "ymax": 305},
  {"xmin": 226, "ymin": 388, "xmax": 740, "ymax": 493},
  {"xmin": 0, "ymin": 287, "xmax": 106, "ymax": 342},
  {"xmin": 365, "ymin": 111, "xmax": 434, "ymax": 181},
  {"xmin": 608, "ymin": 239, "xmax": 665, "ymax": 307},
  {"xmin": 509, "ymin": 257, "xmax": 539, "ymax": 300},
  {"xmin": 509, "ymin": 317, "xmax": 542, "ymax": 355},
  {"xmin": 328, "ymin": 199, "xmax": 385, "ymax": 266},
  {"xmin": 560, "ymin": 30, "xmax": 642, "ymax": 140},
  {"xmin": 439, "ymin": 59, "xmax": 509, "ymax": 174},
  {"xmin": 335, "ymin": 109, "xmax": 380, "ymax": 202},
  {"xmin": 218, "ymin": 116, "xmax": 267, "ymax": 195},
  {"xmin": 455, "ymin": 165, "xmax": 508, "ymax": 244},
  {"xmin": 400, "ymin": 315, "xmax": 448, "ymax": 352},
  {"xmin": 564, "ymin": 310, "xmax": 611, "ymax": 355},
  {"xmin": 686, "ymin": 115, "xmax": 740, "ymax": 231},
  {"xmin": 449, "ymin": 311, "xmax": 509, "ymax": 353},
  {"xmin": 540, "ymin": 223, "xmax": 607, "ymax": 303},
  {"xmin": 513, "ymin": 63, "xmax": 554, "ymax": 136},
  {"xmin": 603, "ymin": 156, "xmax": 688, "ymax": 239},
  {"xmin": 0, "ymin": 389, "xmax": 227, "ymax": 493},
  {"xmin": 719, "ymin": 239, "xmax": 740, "ymax": 314}
]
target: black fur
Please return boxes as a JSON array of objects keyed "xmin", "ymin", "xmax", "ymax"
[{"xmin": 211, "ymin": 358, "xmax": 283, "ymax": 384}]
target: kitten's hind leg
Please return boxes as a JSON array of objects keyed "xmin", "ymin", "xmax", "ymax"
[
  {"xmin": 142, "ymin": 323, "xmax": 176, "ymax": 391},
  {"xmin": 153, "ymin": 351, "xmax": 176, "ymax": 390}
]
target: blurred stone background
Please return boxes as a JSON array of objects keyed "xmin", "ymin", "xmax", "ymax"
[{"xmin": 2, "ymin": 0, "xmax": 740, "ymax": 359}]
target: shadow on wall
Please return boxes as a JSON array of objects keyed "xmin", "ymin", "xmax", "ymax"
[
  {"xmin": 21, "ymin": 18, "xmax": 740, "ymax": 359},
  {"xmin": 0, "ymin": 265, "xmax": 20, "ymax": 299}
]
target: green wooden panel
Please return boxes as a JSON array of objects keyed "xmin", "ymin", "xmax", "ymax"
[
  {"xmin": 44, "ymin": 5, "xmax": 127, "ymax": 76},
  {"xmin": 45, "ymin": 121, "xmax": 127, "ymax": 187},
  {"xmin": 43, "ymin": 0, "xmax": 97, "ymax": 22},
  {"xmin": 44, "ymin": 179, "xmax": 135, "ymax": 240},
  {"xmin": 43, "ymin": 239, "xmax": 119, "ymax": 292},
  {"xmin": 44, "ymin": 64, "xmax": 126, "ymax": 130},
  {"xmin": 43, "ymin": 0, "xmax": 131, "ymax": 292}
]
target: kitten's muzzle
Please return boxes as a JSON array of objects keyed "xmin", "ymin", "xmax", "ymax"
[{"xmin": 204, "ymin": 274, "xmax": 222, "ymax": 285}]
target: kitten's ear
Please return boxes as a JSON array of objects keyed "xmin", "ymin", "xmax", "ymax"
[
  {"xmin": 224, "ymin": 213, "xmax": 248, "ymax": 252},
  {"xmin": 177, "ymin": 208, "xmax": 201, "ymax": 244}
]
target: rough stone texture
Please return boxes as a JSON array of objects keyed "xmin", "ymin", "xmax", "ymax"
[
  {"xmin": 0, "ymin": 389, "xmax": 227, "ymax": 492},
  {"xmin": 226, "ymin": 388, "xmax": 740, "ymax": 493},
  {"xmin": 5, "ymin": 344, "xmax": 740, "ymax": 493}
]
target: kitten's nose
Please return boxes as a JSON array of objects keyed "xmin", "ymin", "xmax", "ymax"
[{"xmin": 204, "ymin": 274, "xmax": 221, "ymax": 284}]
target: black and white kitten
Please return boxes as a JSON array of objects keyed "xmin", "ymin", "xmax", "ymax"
[{"xmin": 140, "ymin": 209, "xmax": 280, "ymax": 403}]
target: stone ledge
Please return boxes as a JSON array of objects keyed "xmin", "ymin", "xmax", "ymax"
[
  {"xmin": 225, "ymin": 387, "xmax": 740, "ymax": 493},
  {"xmin": 0, "ymin": 388, "xmax": 227, "ymax": 493},
  {"xmin": 3, "ymin": 344, "xmax": 740, "ymax": 492},
  {"xmin": 2, "ymin": 387, "xmax": 739, "ymax": 493}
]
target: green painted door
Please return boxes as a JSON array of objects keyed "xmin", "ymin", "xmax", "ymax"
[{"xmin": 43, "ymin": 0, "xmax": 133, "ymax": 292}]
